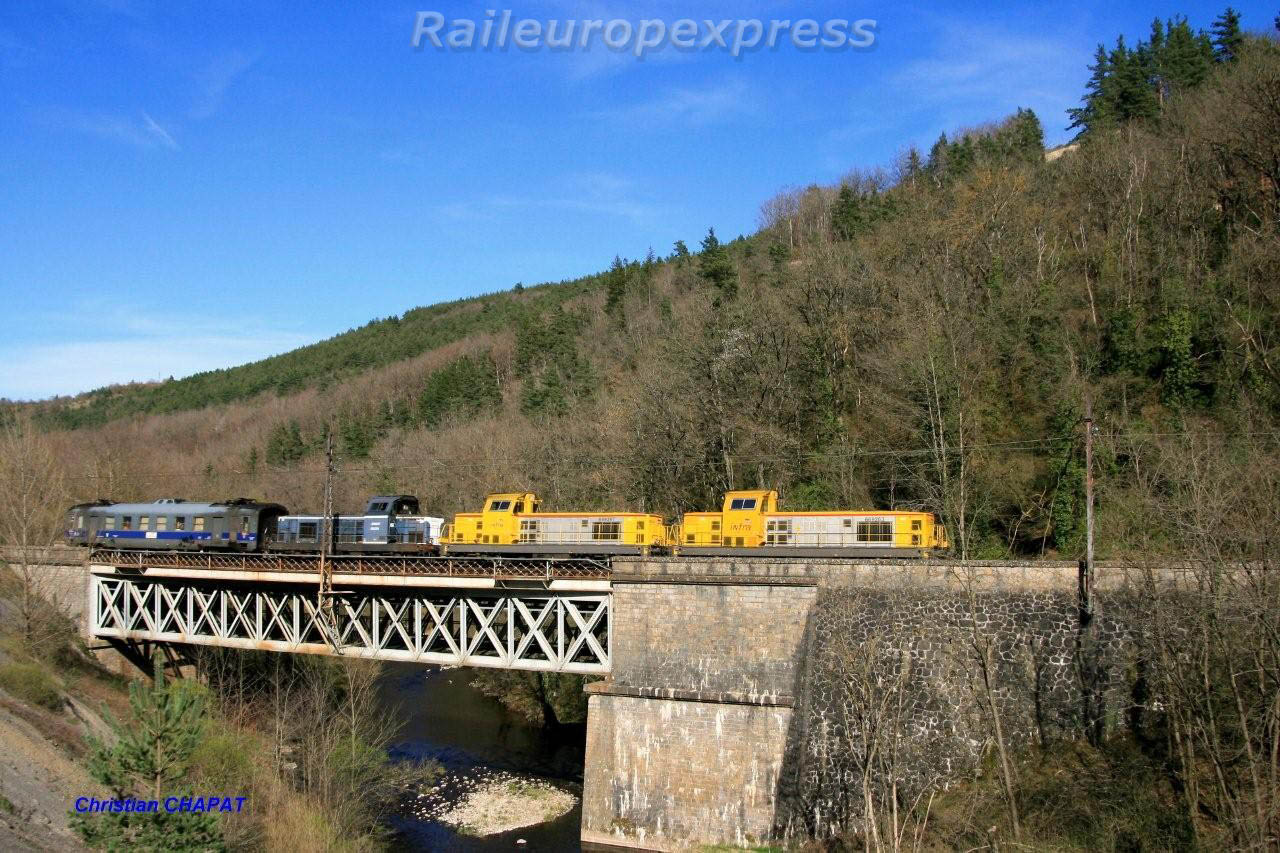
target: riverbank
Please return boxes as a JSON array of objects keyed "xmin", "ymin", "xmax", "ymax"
[
  {"xmin": 378, "ymin": 664, "xmax": 587, "ymax": 851},
  {"xmin": 414, "ymin": 771, "xmax": 576, "ymax": 837}
]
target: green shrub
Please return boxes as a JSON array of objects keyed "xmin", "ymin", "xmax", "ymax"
[
  {"xmin": 189, "ymin": 721, "xmax": 259, "ymax": 790},
  {"xmin": 0, "ymin": 661, "xmax": 62, "ymax": 711}
]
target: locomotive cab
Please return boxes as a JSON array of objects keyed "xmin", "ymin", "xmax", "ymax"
[
  {"xmin": 679, "ymin": 489, "xmax": 777, "ymax": 547},
  {"xmin": 445, "ymin": 492, "xmax": 539, "ymax": 545}
]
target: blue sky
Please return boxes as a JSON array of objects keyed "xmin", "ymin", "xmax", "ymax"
[{"xmin": 1, "ymin": 0, "xmax": 1273, "ymax": 399}]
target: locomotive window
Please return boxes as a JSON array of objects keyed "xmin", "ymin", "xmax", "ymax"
[
  {"xmin": 912, "ymin": 519, "xmax": 922, "ymax": 531},
  {"xmin": 371, "ymin": 502, "xmax": 388, "ymax": 512},
  {"xmin": 514, "ymin": 501, "xmax": 524, "ymax": 514},
  {"xmin": 299, "ymin": 521, "xmax": 318, "ymax": 539},
  {"xmin": 175, "ymin": 516, "xmax": 186, "ymax": 531},
  {"xmin": 488, "ymin": 500, "xmax": 511, "ymax": 511},
  {"xmin": 194, "ymin": 517, "xmax": 206, "ymax": 532},
  {"xmin": 857, "ymin": 521, "xmax": 893, "ymax": 543},
  {"xmin": 591, "ymin": 521, "xmax": 621, "ymax": 541}
]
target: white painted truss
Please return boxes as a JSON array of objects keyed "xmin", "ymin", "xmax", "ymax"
[{"xmin": 89, "ymin": 574, "xmax": 611, "ymax": 674}]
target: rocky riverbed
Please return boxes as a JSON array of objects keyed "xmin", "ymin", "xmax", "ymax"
[{"xmin": 410, "ymin": 769, "xmax": 577, "ymax": 837}]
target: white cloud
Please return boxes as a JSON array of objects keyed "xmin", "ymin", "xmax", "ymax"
[
  {"xmin": 430, "ymin": 170, "xmax": 665, "ymax": 226},
  {"xmin": 0, "ymin": 329, "xmax": 313, "ymax": 401},
  {"xmin": 600, "ymin": 77, "xmax": 754, "ymax": 127},
  {"xmin": 141, "ymin": 111, "xmax": 178, "ymax": 148},
  {"xmin": 190, "ymin": 49, "xmax": 259, "ymax": 120},
  {"xmin": 39, "ymin": 107, "xmax": 179, "ymax": 150},
  {"xmin": 890, "ymin": 16, "xmax": 1091, "ymax": 140}
]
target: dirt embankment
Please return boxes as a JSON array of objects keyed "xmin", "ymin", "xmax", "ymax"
[{"xmin": 0, "ymin": 695, "xmax": 99, "ymax": 852}]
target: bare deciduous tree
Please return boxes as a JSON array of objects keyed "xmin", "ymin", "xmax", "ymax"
[{"xmin": 0, "ymin": 414, "xmax": 72, "ymax": 650}]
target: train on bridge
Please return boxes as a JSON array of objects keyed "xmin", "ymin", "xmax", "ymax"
[{"xmin": 66, "ymin": 489, "xmax": 948, "ymax": 558}]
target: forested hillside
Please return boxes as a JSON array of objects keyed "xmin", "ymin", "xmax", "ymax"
[{"xmin": 12, "ymin": 15, "xmax": 1280, "ymax": 562}]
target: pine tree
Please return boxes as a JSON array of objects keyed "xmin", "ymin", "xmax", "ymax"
[
  {"xmin": 697, "ymin": 228, "xmax": 737, "ymax": 302},
  {"xmin": 1068, "ymin": 44, "xmax": 1115, "ymax": 133},
  {"xmin": 1110, "ymin": 36, "xmax": 1159, "ymax": 123},
  {"xmin": 926, "ymin": 132, "xmax": 950, "ymax": 176},
  {"xmin": 265, "ymin": 420, "xmax": 305, "ymax": 466},
  {"xmin": 672, "ymin": 240, "xmax": 691, "ymax": 265},
  {"xmin": 604, "ymin": 255, "xmax": 628, "ymax": 324},
  {"xmin": 1007, "ymin": 108, "xmax": 1044, "ymax": 162},
  {"xmin": 903, "ymin": 147, "xmax": 923, "ymax": 184},
  {"xmin": 832, "ymin": 185, "xmax": 862, "ymax": 240},
  {"xmin": 71, "ymin": 656, "xmax": 223, "ymax": 851},
  {"xmin": 1158, "ymin": 17, "xmax": 1213, "ymax": 94},
  {"xmin": 1211, "ymin": 7, "xmax": 1244, "ymax": 62}
]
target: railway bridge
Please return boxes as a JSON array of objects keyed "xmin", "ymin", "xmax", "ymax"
[
  {"xmin": 76, "ymin": 548, "xmax": 1152, "ymax": 851},
  {"xmin": 87, "ymin": 549, "xmax": 613, "ymax": 674}
]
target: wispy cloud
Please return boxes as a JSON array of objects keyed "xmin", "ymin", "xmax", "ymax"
[
  {"xmin": 141, "ymin": 111, "xmax": 178, "ymax": 148},
  {"xmin": 0, "ymin": 305, "xmax": 311, "ymax": 400},
  {"xmin": 39, "ymin": 107, "xmax": 179, "ymax": 150},
  {"xmin": 190, "ymin": 49, "xmax": 259, "ymax": 119},
  {"xmin": 891, "ymin": 16, "xmax": 1090, "ymax": 139},
  {"xmin": 600, "ymin": 77, "xmax": 754, "ymax": 127},
  {"xmin": 431, "ymin": 171, "xmax": 665, "ymax": 225}
]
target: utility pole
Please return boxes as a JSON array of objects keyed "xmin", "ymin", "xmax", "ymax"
[
  {"xmin": 317, "ymin": 427, "xmax": 341, "ymax": 652},
  {"xmin": 1083, "ymin": 390, "xmax": 1096, "ymax": 615}
]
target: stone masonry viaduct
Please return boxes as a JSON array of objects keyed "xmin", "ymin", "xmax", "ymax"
[{"xmin": 14, "ymin": 548, "xmax": 1164, "ymax": 851}]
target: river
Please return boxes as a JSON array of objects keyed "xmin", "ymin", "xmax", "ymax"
[{"xmin": 377, "ymin": 663, "xmax": 587, "ymax": 851}]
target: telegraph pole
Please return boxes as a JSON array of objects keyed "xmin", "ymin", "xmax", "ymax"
[{"xmin": 317, "ymin": 427, "xmax": 340, "ymax": 651}]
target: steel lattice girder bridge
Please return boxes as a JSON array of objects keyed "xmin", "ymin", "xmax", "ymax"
[{"xmin": 88, "ymin": 557, "xmax": 612, "ymax": 674}]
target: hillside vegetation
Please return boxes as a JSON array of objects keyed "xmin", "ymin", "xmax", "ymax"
[{"xmin": 11, "ymin": 17, "xmax": 1280, "ymax": 565}]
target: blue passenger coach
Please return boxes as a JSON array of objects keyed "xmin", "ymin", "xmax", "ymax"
[{"xmin": 66, "ymin": 498, "xmax": 287, "ymax": 551}]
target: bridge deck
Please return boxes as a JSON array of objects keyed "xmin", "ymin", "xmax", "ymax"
[{"xmin": 88, "ymin": 548, "xmax": 611, "ymax": 581}]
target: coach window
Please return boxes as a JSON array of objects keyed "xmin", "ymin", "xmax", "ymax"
[
  {"xmin": 156, "ymin": 516, "xmax": 168, "ymax": 531},
  {"xmin": 175, "ymin": 516, "xmax": 186, "ymax": 531},
  {"xmin": 104, "ymin": 516, "xmax": 115, "ymax": 530},
  {"xmin": 121, "ymin": 515, "xmax": 132, "ymax": 530},
  {"xmin": 241, "ymin": 517, "xmax": 250, "ymax": 534},
  {"xmin": 194, "ymin": 517, "xmax": 205, "ymax": 532},
  {"xmin": 140, "ymin": 516, "xmax": 150, "ymax": 530}
]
